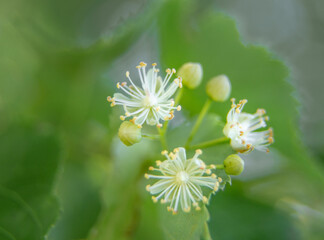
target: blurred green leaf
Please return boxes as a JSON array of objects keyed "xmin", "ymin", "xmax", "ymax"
[
  {"xmin": 159, "ymin": 205, "xmax": 209, "ymax": 240},
  {"xmin": 208, "ymin": 183, "xmax": 300, "ymax": 240},
  {"xmin": 158, "ymin": 0, "xmax": 324, "ymax": 186},
  {"xmin": 0, "ymin": 125, "xmax": 61, "ymax": 240}
]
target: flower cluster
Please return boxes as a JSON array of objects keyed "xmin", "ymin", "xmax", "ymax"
[
  {"xmin": 107, "ymin": 62, "xmax": 182, "ymax": 128},
  {"xmin": 108, "ymin": 61, "xmax": 275, "ymax": 214},
  {"xmin": 223, "ymin": 98, "xmax": 274, "ymax": 153},
  {"xmin": 145, "ymin": 148, "xmax": 221, "ymax": 214}
]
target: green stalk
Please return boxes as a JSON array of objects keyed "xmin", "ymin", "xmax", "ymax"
[
  {"xmin": 185, "ymin": 99, "xmax": 212, "ymax": 148},
  {"xmin": 157, "ymin": 126, "xmax": 167, "ymax": 150},
  {"xmin": 142, "ymin": 134, "xmax": 160, "ymax": 140},
  {"xmin": 187, "ymin": 136, "xmax": 229, "ymax": 150}
]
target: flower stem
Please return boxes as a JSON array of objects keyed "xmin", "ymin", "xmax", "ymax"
[
  {"xmin": 142, "ymin": 134, "xmax": 160, "ymax": 140},
  {"xmin": 202, "ymin": 222, "xmax": 212, "ymax": 240},
  {"xmin": 187, "ymin": 136, "xmax": 229, "ymax": 150},
  {"xmin": 157, "ymin": 126, "xmax": 167, "ymax": 150},
  {"xmin": 185, "ymin": 98, "xmax": 212, "ymax": 148},
  {"xmin": 214, "ymin": 164, "xmax": 225, "ymax": 169}
]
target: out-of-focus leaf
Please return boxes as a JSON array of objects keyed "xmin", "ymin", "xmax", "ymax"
[
  {"xmin": 0, "ymin": 125, "xmax": 61, "ymax": 240},
  {"xmin": 208, "ymin": 183, "xmax": 300, "ymax": 240},
  {"xmin": 159, "ymin": 205, "xmax": 209, "ymax": 240},
  {"xmin": 157, "ymin": 0, "xmax": 324, "ymax": 186},
  {"xmin": 48, "ymin": 162, "xmax": 103, "ymax": 240},
  {"xmin": 88, "ymin": 140, "xmax": 159, "ymax": 240}
]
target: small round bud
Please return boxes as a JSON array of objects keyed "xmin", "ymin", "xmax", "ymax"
[
  {"xmin": 177, "ymin": 62, "xmax": 203, "ymax": 89},
  {"xmin": 206, "ymin": 74, "xmax": 231, "ymax": 102},
  {"xmin": 118, "ymin": 121, "xmax": 142, "ymax": 146},
  {"xmin": 223, "ymin": 154, "xmax": 244, "ymax": 175}
]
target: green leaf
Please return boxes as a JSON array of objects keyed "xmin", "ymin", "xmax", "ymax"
[
  {"xmin": 158, "ymin": 0, "xmax": 324, "ymax": 186},
  {"xmin": 159, "ymin": 205, "xmax": 209, "ymax": 240},
  {"xmin": 0, "ymin": 125, "xmax": 61, "ymax": 240},
  {"xmin": 208, "ymin": 183, "xmax": 300, "ymax": 240}
]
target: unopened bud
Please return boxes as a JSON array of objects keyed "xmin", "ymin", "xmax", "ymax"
[
  {"xmin": 118, "ymin": 121, "xmax": 142, "ymax": 146},
  {"xmin": 206, "ymin": 75, "xmax": 231, "ymax": 102},
  {"xmin": 177, "ymin": 62, "xmax": 203, "ymax": 89},
  {"xmin": 224, "ymin": 154, "xmax": 244, "ymax": 175}
]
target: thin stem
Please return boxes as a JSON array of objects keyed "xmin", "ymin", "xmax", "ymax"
[
  {"xmin": 202, "ymin": 222, "xmax": 212, "ymax": 240},
  {"xmin": 142, "ymin": 134, "xmax": 160, "ymax": 140},
  {"xmin": 157, "ymin": 126, "xmax": 167, "ymax": 150},
  {"xmin": 185, "ymin": 98, "xmax": 212, "ymax": 148},
  {"xmin": 214, "ymin": 164, "xmax": 225, "ymax": 169},
  {"xmin": 187, "ymin": 136, "xmax": 229, "ymax": 150},
  {"xmin": 174, "ymin": 87, "xmax": 183, "ymax": 106},
  {"xmin": 162, "ymin": 87, "xmax": 184, "ymax": 135}
]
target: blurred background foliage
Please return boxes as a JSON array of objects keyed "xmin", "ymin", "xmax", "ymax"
[{"xmin": 0, "ymin": 0, "xmax": 324, "ymax": 239}]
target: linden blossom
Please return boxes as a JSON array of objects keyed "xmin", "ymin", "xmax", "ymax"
[
  {"xmin": 223, "ymin": 98, "xmax": 274, "ymax": 153},
  {"xmin": 107, "ymin": 62, "xmax": 182, "ymax": 128},
  {"xmin": 145, "ymin": 148, "xmax": 222, "ymax": 214}
]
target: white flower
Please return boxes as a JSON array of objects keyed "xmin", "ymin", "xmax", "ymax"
[
  {"xmin": 223, "ymin": 98, "xmax": 274, "ymax": 153},
  {"xmin": 107, "ymin": 62, "xmax": 182, "ymax": 128},
  {"xmin": 145, "ymin": 148, "xmax": 221, "ymax": 214}
]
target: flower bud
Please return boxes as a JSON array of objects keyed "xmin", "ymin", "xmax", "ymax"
[
  {"xmin": 118, "ymin": 121, "xmax": 142, "ymax": 146},
  {"xmin": 223, "ymin": 154, "xmax": 244, "ymax": 175},
  {"xmin": 206, "ymin": 74, "xmax": 231, "ymax": 102},
  {"xmin": 177, "ymin": 62, "xmax": 203, "ymax": 89}
]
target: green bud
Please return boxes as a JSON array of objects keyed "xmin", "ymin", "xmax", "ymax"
[
  {"xmin": 178, "ymin": 62, "xmax": 203, "ymax": 89},
  {"xmin": 224, "ymin": 154, "xmax": 244, "ymax": 175},
  {"xmin": 206, "ymin": 75, "xmax": 231, "ymax": 102},
  {"xmin": 118, "ymin": 121, "xmax": 142, "ymax": 146}
]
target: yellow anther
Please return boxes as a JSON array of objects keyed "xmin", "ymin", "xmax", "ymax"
[
  {"xmin": 125, "ymin": 112, "xmax": 130, "ymax": 117},
  {"xmin": 172, "ymin": 68, "xmax": 176, "ymax": 73},
  {"xmin": 218, "ymin": 177, "xmax": 223, "ymax": 182},
  {"xmin": 210, "ymin": 164, "xmax": 216, "ymax": 169},
  {"xmin": 157, "ymin": 123, "xmax": 162, "ymax": 128},
  {"xmin": 177, "ymin": 105, "xmax": 181, "ymax": 111},
  {"xmin": 148, "ymin": 166, "xmax": 154, "ymax": 171},
  {"xmin": 139, "ymin": 62, "xmax": 147, "ymax": 67},
  {"xmin": 110, "ymin": 102, "xmax": 116, "ymax": 107},
  {"xmin": 246, "ymin": 144, "xmax": 252, "ymax": 149},
  {"xmin": 195, "ymin": 206, "xmax": 201, "ymax": 211},
  {"xmin": 195, "ymin": 149, "xmax": 202, "ymax": 155},
  {"xmin": 146, "ymin": 185, "xmax": 151, "ymax": 191},
  {"xmin": 121, "ymin": 82, "xmax": 127, "ymax": 86},
  {"xmin": 126, "ymin": 71, "xmax": 130, "ymax": 77},
  {"xmin": 205, "ymin": 169, "xmax": 211, "ymax": 175},
  {"xmin": 211, "ymin": 174, "xmax": 216, "ymax": 179},
  {"xmin": 120, "ymin": 115, "xmax": 125, "ymax": 121},
  {"xmin": 167, "ymin": 206, "xmax": 172, "ymax": 212},
  {"xmin": 161, "ymin": 150, "xmax": 168, "ymax": 155},
  {"xmin": 152, "ymin": 63, "xmax": 157, "ymax": 66},
  {"xmin": 170, "ymin": 100, "xmax": 175, "ymax": 107},
  {"xmin": 137, "ymin": 124, "xmax": 142, "ymax": 128},
  {"xmin": 144, "ymin": 173, "xmax": 149, "ymax": 179},
  {"xmin": 202, "ymin": 196, "xmax": 208, "ymax": 204},
  {"xmin": 172, "ymin": 211, "xmax": 178, "ymax": 215},
  {"xmin": 266, "ymin": 148, "xmax": 270, "ymax": 153},
  {"xmin": 116, "ymin": 82, "xmax": 120, "ymax": 88},
  {"xmin": 107, "ymin": 96, "xmax": 112, "ymax": 102},
  {"xmin": 183, "ymin": 207, "xmax": 191, "ymax": 213},
  {"xmin": 166, "ymin": 68, "xmax": 171, "ymax": 74},
  {"xmin": 152, "ymin": 196, "xmax": 158, "ymax": 203},
  {"xmin": 268, "ymin": 137, "xmax": 274, "ymax": 143},
  {"xmin": 173, "ymin": 148, "xmax": 179, "ymax": 153},
  {"xmin": 156, "ymin": 160, "xmax": 161, "ymax": 166},
  {"xmin": 156, "ymin": 106, "xmax": 160, "ymax": 112},
  {"xmin": 161, "ymin": 199, "xmax": 166, "ymax": 204}
]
